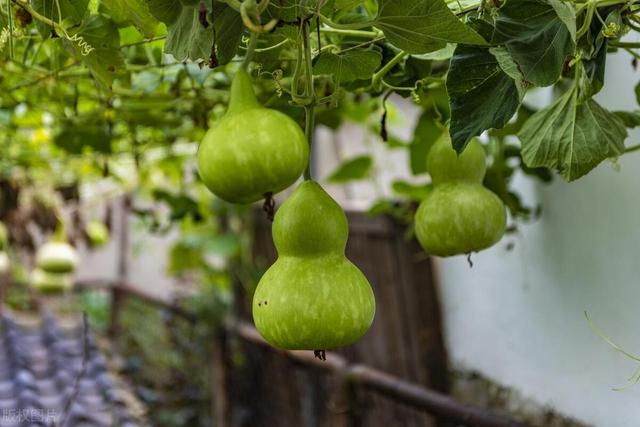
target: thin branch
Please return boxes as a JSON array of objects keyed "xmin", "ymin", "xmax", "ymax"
[
  {"xmin": 624, "ymin": 143, "xmax": 640, "ymax": 154},
  {"xmin": 319, "ymin": 27, "xmax": 381, "ymax": 38},
  {"xmin": 119, "ymin": 35, "xmax": 167, "ymax": 49}
]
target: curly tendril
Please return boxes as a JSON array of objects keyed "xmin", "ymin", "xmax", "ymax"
[{"xmin": 66, "ymin": 33, "xmax": 95, "ymax": 56}]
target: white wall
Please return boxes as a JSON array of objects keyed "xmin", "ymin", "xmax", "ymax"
[{"xmin": 437, "ymin": 49, "xmax": 640, "ymax": 427}]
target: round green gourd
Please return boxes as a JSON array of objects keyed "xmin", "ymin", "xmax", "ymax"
[
  {"xmin": 253, "ymin": 181, "xmax": 375, "ymax": 350},
  {"xmin": 415, "ymin": 182, "xmax": 506, "ymax": 256},
  {"xmin": 416, "ymin": 132, "xmax": 506, "ymax": 256},
  {"xmin": 86, "ymin": 221, "xmax": 110, "ymax": 247},
  {"xmin": 197, "ymin": 69, "xmax": 309, "ymax": 204},
  {"xmin": 36, "ymin": 241, "xmax": 78, "ymax": 274}
]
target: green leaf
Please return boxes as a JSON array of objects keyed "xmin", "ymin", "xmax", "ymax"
[
  {"xmin": 55, "ymin": 123, "xmax": 111, "ymax": 154},
  {"xmin": 493, "ymin": 0, "xmax": 575, "ymax": 87},
  {"xmin": 146, "ymin": 0, "xmax": 182, "ymax": 24},
  {"xmin": 446, "ymin": 45, "xmax": 523, "ymax": 152},
  {"xmin": 32, "ymin": 0, "xmax": 90, "ymax": 37},
  {"xmin": 327, "ymin": 155, "xmax": 373, "ymax": 182},
  {"xmin": 582, "ymin": 40, "xmax": 607, "ymax": 96},
  {"xmin": 152, "ymin": 189, "xmax": 201, "ymax": 221},
  {"xmin": 165, "ymin": 6, "xmax": 214, "ymax": 62},
  {"xmin": 414, "ymin": 43, "xmax": 456, "ymax": 61},
  {"xmin": 548, "ymin": 0, "xmax": 577, "ymax": 40},
  {"xmin": 391, "ymin": 180, "xmax": 432, "ymax": 200},
  {"xmin": 101, "ymin": 0, "xmax": 159, "ymax": 38},
  {"xmin": 332, "ymin": 0, "xmax": 365, "ymax": 12},
  {"xmin": 314, "ymin": 50, "xmax": 382, "ymax": 83},
  {"xmin": 205, "ymin": 234, "xmax": 240, "ymax": 257},
  {"xmin": 519, "ymin": 86, "xmax": 627, "ymax": 181},
  {"xmin": 67, "ymin": 15, "xmax": 129, "ymax": 88},
  {"xmin": 490, "ymin": 47, "xmax": 526, "ymax": 99},
  {"xmin": 372, "ymin": 0, "xmax": 486, "ymax": 54},
  {"xmin": 612, "ymin": 111, "xmax": 640, "ymax": 128},
  {"xmin": 211, "ymin": 4, "xmax": 244, "ymax": 65},
  {"xmin": 264, "ymin": 0, "xmax": 309, "ymax": 21}
]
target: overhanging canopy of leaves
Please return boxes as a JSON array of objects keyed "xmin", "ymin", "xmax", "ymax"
[{"xmin": 0, "ymin": 0, "xmax": 638, "ymax": 200}]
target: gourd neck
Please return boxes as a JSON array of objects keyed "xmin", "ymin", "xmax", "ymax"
[
  {"xmin": 227, "ymin": 69, "xmax": 260, "ymax": 115},
  {"xmin": 51, "ymin": 221, "xmax": 67, "ymax": 243}
]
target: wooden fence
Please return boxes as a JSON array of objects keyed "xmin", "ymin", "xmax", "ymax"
[{"xmin": 79, "ymin": 202, "xmax": 527, "ymax": 427}]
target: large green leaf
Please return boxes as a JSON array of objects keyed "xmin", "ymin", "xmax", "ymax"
[
  {"xmin": 67, "ymin": 15, "xmax": 128, "ymax": 88},
  {"xmin": 447, "ymin": 45, "xmax": 523, "ymax": 152},
  {"xmin": 313, "ymin": 50, "xmax": 382, "ymax": 83},
  {"xmin": 493, "ymin": 0, "xmax": 575, "ymax": 87},
  {"xmin": 146, "ymin": 0, "xmax": 182, "ymax": 24},
  {"xmin": 519, "ymin": 85, "xmax": 627, "ymax": 181},
  {"xmin": 372, "ymin": 0, "xmax": 486, "ymax": 54},
  {"xmin": 55, "ymin": 120, "xmax": 111, "ymax": 154},
  {"xmin": 333, "ymin": 0, "xmax": 365, "ymax": 12},
  {"xmin": 101, "ymin": 0, "xmax": 159, "ymax": 37},
  {"xmin": 165, "ymin": 6, "xmax": 214, "ymax": 62},
  {"xmin": 327, "ymin": 156, "xmax": 373, "ymax": 182},
  {"xmin": 210, "ymin": 3, "xmax": 243, "ymax": 65}
]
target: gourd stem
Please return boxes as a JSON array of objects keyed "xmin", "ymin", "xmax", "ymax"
[
  {"xmin": 301, "ymin": 20, "xmax": 316, "ymax": 181},
  {"xmin": 52, "ymin": 217, "xmax": 67, "ymax": 242},
  {"xmin": 304, "ymin": 104, "xmax": 315, "ymax": 181},
  {"xmin": 240, "ymin": 31, "xmax": 258, "ymax": 71}
]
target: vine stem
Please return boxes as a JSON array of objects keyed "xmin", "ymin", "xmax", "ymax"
[
  {"xmin": 301, "ymin": 20, "xmax": 316, "ymax": 181},
  {"xmin": 6, "ymin": 0, "xmax": 13, "ymax": 60},
  {"xmin": 303, "ymin": 104, "xmax": 315, "ymax": 181},
  {"xmin": 317, "ymin": 12, "xmax": 373, "ymax": 30},
  {"xmin": 240, "ymin": 31, "xmax": 258, "ymax": 71},
  {"xmin": 11, "ymin": 0, "xmax": 59, "ymax": 32},
  {"xmin": 119, "ymin": 35, "xmax": 167, "ymax": 49},
  {"xmin": 611, "ymin": 41, "xmax": 640, "ymax": 48},
  {"xmin": 370, "ymin": 51, "xmax": 408, "ymax": 90},
  {"xmin": 239, "ymin": 37, "xmax": 289, "ymax": 53},
  {"xmin": 303, "ymin": 21, "xmax": 314, "ymax": 98},
  {"xmin": 624, "ymin": 143, "xmax": 640, "ymax": 154},
  {"xmin": 319, "ymin": 27, "xmax": 381, "ymax": 38}
]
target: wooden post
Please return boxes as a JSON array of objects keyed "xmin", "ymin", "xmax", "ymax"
[
  {"xmin": 107, "ymin": 285, "xmax": 124, "ymax": 339},
  {"xmin": 210, "ymin": 330, "xmax": 229, "ymax": 427},
  {"xmin": 109, "ymin": 195, "xmax": 131, "ymax": 340},
  {"xmin": 328, "ymin": 367, "xmax": 359, "ymax": 427},
  {"xmin": 0, "ymin": 271, "xmax": 7, "ymax": 316}
]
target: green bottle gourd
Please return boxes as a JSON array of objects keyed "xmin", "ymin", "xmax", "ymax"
[
  {"xmin": 197, "ymin": 69, "xmax": 309, "ymax": 204},
  {"xmin": 35, "ymin": 224, "xmax": 79, "ymax": 274},
  {"xmin": 415, "ymin": 134, "xmax": 507, "ymax": 256},
  {"xmin": 86, "ymin": 220, "xmax": 110, "ymax": 247},
  {"xmin": 31, "ymin": 268, "xmax": 72, "ymax": 294},
  {"xmin": 253, "ymin": 181, "xmax": 376, "ymax": 350}
]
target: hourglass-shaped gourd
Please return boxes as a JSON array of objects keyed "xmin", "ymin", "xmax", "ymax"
[
  {"xmin": 252, "ymin": 181, "xmax": 375, "ymax": 351},
  {"xmin": 32, "ymin": 225, "xmax": 78, "ymax": 294},
  {"xmin": 197, "ymin": 69, "xmax": 309, "ymax": 204},
  {"xmin": 415, "ymin": 134, "xmax": 506, "ymax": 256}
]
